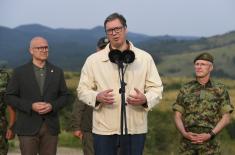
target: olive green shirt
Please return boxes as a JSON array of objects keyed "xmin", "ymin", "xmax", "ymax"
[{"xmin": 33, "ymin": 65, "xmax": 46, "ymax": 95}]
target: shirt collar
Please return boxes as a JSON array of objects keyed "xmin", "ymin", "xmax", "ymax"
[
  {"xmin": 194, "ymin": 78, "xmax": 213, "ymax": 88},
  {"xmin": 31, "ymin": 61, "xmax": 47, "ymax": 70}
]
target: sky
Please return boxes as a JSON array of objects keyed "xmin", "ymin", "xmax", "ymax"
[{"xmin": 1, "ymin": 0, "xmax": 235, "ymax": 37}]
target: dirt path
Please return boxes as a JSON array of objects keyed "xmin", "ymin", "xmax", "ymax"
[{"xmin": 8, "ymin": 147, "xmax": 83, "ymax": 155}]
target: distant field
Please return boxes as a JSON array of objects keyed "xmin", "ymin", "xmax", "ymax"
[{"xmin": 65, "ymin": 73, "xmax": 235, "ymax": 114}]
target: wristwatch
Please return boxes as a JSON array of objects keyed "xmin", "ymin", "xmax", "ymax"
[{"xmin": 209, "ymin": 130, "xmax": 216, "ymax": 139}]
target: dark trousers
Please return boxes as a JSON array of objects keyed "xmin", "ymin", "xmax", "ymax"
[
  {"xmin": 18, "ymin": 123, "xmax": 58, "ymax": 155},
  {"xmin": 93, "ymin": 134, "xmax": 146, "ymax": 155},
  {"xmin": 82, "ymin": 132, "xmax": 94, "ymax": 155}
]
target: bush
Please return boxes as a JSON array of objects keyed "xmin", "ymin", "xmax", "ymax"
[{"xmin": 144, "ymin": 110, "xmax": 179, "ymax": 155}]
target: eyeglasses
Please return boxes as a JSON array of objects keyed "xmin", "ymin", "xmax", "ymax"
[
  {"xmin": 33, "ymin": 46, "xmax": 49, "ymax": 51},
  {"xmin": 106, "ymin": 26, "xmax": 123, "ymax": 35}
]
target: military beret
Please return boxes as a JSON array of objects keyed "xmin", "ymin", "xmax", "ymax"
[
  {"xmin": 97, "ymin": 37, "xmax": 109, "ymax": 50},
  {"xmin": 193, "ymin": 52, "xmax": 214, "ymax": 63}
]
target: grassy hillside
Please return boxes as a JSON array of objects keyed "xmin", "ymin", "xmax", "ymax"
[
  {"xmin": 157, "ymin": 43, "xmax": 235, "ymax": 78},
  {"xmin": 206, "ymin": 31, "xmax": 235, "ymax": 46},
  {"xmin": 138, "ymin": 31, "xmax": 235, "ymax": 56},
  {"xmin": 135, "ymin": 30, "xmax": 235, "ymax": 79}
]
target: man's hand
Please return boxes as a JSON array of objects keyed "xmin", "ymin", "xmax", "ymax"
[
  {"xmin": 183, "ymin": 132, "xmax": 199, "ymax": 142},
  {"xmin": 32, "ymin": 102, "xmax": 52, "ymax": 114},
  {"xmin": 127, "ymin": 88, "xmax": 147, "ymax": 106},
  {"xmin": 96, "ymin": 89, "xmax": 114, "ymax": 105},
  {"xmin": 73, "ymin": 130, "xmax": 83, "ymax": 139},
  {"xmin": 191, "ymin": 133, "xmax": 211, "ymax": 144},
  {"xmin": 183, "ymin": 132, "xmax": 211, "ymax": 144},
  {"xmin": 5, "ymin": 128, "xmax": 15, "ymax": 140},
  {"xmin": 32, "ymin": 102, "xmax": 46, "ymax": 112},
  {"xmin": 38, "ymin": 103, "xmax": 52, "ymax": 114}
]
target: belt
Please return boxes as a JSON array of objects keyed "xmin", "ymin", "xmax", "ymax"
[{"xmin": 185, "ymin": 126, "xmax": 212, "ymax": 133}]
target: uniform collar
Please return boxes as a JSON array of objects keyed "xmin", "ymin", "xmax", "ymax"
[{"xmin": 194, "ymin": 79, "xmax": 213, "ymax": 88}]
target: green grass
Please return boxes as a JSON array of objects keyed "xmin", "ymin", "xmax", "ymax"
[{"xmin": 58, "ymin": 130, "xmax": 82, "ymax": 148}]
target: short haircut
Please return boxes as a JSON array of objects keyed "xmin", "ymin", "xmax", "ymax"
[{"xmin": 104, "ymin": 12, "xmax": 127, "ymax": 30}]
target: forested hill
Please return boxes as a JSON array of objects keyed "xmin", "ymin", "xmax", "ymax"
[
  {"xmin": 0, "ymin": 24, "xmax": 150, "ymax": 70},
  {"xmin": 151, "ymin": 31, "xmax": 235, "ymax": 78},
  {"xmin": 0, "ymin": 24, "xmax": 234, "ymax": 78},
  {"xmin": 138, "ymin": 30, "xmax": 235, "ymax": 56}
]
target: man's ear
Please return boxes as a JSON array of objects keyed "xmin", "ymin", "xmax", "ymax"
[
  {"xmin": 124, "ymin": 27, "xmax": 128, "ymax": 34},
  {"xmin": 210, "ymin": 64, "xmax": 214, "ymax": 72},
  {"xmin": 29, "ymin": 48, "xmax": 33, "ymax": 55}
]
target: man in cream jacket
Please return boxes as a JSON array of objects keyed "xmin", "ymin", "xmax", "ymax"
[{"xmin": 77, "ymin": 12, "xmax": 163, "ymax": 155}]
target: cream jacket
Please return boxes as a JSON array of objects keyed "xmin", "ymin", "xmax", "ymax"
[{"xmin": 77, "ymin": 42, "xmax": 163, "ymax": 135}]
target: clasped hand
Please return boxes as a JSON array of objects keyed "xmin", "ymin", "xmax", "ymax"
[
  {"xmin": 32, "ymin": 102, "xmax": 52, "ymax": 114},
  {"xmin": 184, "ymin": 132, "xmax": 211, "ymax": 144}
]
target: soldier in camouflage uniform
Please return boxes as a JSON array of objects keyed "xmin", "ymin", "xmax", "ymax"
[
  {"xmin": 173, "ymin": 52, "xmax": 234, "ymax": 155},
  {"xmin": 0, "ymin": 69, "xmax": 15, "ymax": 155}
]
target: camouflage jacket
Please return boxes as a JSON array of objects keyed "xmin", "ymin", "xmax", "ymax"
[
  {"xmin": 0, "ymin": 70, "xmax": 9, "ymax": 124},
  {"xmin": 172, "ymin": 79, "xmax": 234, "ymax": 129}
]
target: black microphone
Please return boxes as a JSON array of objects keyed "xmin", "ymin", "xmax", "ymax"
[
  {"xmin": 122, "ymin": 50, "xmax": 135, "ymax": 64},
  {"xmin": 108, "ymin": 49, "xmax": 122, "ymax": 64},
  {"xmin": 109, "ymin": 49, "xmax": 135, "ymax": 67}
]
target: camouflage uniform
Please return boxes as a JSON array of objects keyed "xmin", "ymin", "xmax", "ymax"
[
  {"xmin": 173, "ymin": 79, "xmax": 234, "ymax": 155},
  {"xmin": 0, "ymin": 70, "xmax": 9, "ymax": 155}
]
